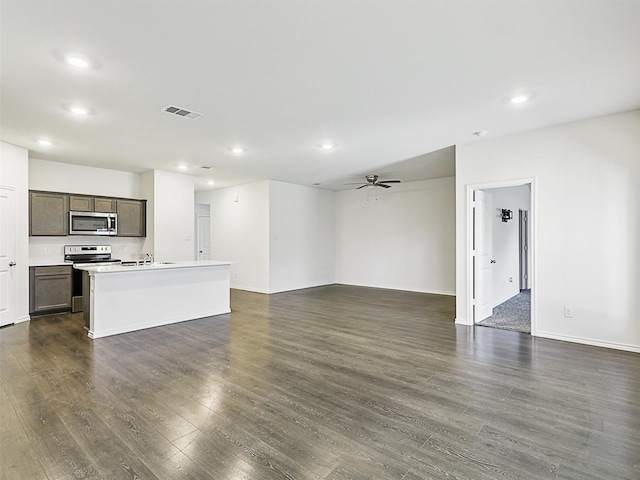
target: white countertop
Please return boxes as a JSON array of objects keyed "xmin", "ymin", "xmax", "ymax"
[
  {"xmin": 74, "ymin": 260, "xmax": 233, "ymax": 274},
  {"xmin": 30, "ymin": 257, "xmax": 70, "ymax": 267}
]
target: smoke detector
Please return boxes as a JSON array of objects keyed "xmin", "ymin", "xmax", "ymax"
[{"xmin": 162, "ymin": 105, "xmax": 204, "ymax": 120}]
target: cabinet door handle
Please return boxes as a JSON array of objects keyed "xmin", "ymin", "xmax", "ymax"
[{"xmin": 9, "ymin": 262, "xmax": 16, "ymax": 267}]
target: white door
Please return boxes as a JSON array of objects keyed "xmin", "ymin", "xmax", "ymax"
[
  {"xmin": 0, "ymin": 187, "xmax": 17, "ymax": 327},
  {"xmin": 474, "ymin": 190, "xmax": 494, "ymax": 322},
  {"xmin": 196, "ymin": 215, "xmax": 211, "ymax": 260}
]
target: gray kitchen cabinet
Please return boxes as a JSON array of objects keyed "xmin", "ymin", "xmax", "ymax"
[
  {"xmin": 94, "ymin": 197, "xmax": 116, "ymax": 213},
  {"xmin": 70, "ymin": 195, "xmax": 116, "ymax": 213},
  {"xmin": 116, "ymin": 199, "xmax": 146, "ymax": 237},
  {"xmin": 29, "ymin": 265, "xmax": 72, "ymax": 315},
  {"xmin": 69, "ymin": 195, "xmax": 94, "ymax": 212},
  {"xmin": 29, "ymin": 191, "xmax": 69, "ymax": 236}
]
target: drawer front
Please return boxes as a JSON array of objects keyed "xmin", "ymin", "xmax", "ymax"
[{"xmin": 34, "ymin": 265, "xmax": 72, "ymax": 277}]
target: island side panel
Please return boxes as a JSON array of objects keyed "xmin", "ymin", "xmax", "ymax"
[{"xmin": 88, "ymin": 265, "xmax": 230, "ymax": 338}]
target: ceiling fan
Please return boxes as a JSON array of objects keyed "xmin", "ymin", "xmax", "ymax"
[{"xmin": 345, "ymin": 174, "xmax": 402, "ymax": 189}]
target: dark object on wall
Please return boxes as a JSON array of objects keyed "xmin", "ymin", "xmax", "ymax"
[{"xmin": 501, "ymin": 209, "xmax": 513, "ymax": 222}]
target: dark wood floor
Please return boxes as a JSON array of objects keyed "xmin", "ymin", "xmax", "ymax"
[{"xmin": 1, "ymin": 285, "xmax": 639, "ymax": 479}]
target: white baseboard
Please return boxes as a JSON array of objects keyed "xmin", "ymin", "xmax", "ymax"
[
  {"xmin": 16, "ymin": 315, "xmax": 30, "ymax": 323},
  {"xmin": 231, "ymin": 285, "xmax": 270, "ymax": 294},
  {"xmin": 337, "ymin": 282, "xmax": 455, "ymax": 296},
  {"xmin": 535, "ymin": 331, "xmax": 640, "ymax": 353},
  {"xmin": 455, "ymin": 317, "xmax": 473, "ymax": 326}
]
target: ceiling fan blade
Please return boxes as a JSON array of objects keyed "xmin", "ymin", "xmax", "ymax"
[
  {"xmin": 379, "ymin": 180, "xmax": 401, "ymax": 183},
  {"xmin": 356, "ymin": 184, "xmax": 368, "ymax": 189},
  {"xmin": 376, "ymin": 183, "xmax": 392, "ymax": 188}
]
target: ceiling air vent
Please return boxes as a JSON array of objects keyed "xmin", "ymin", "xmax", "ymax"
[
  {"xmin": 199, "ymin": 165, "xmax": 214, "ymax": 170},
  {"xmin": 162, "ymin": 105, "xmax": 204, "ymax": 120}
]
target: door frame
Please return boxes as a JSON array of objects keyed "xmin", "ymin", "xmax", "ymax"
[
  {"xmin": 519, "ymin": 209, "xmax": 529, "ymax": 290},
  {"xmin": 466, "ymin": 178, "xmax": 537, "ymax": 335}
]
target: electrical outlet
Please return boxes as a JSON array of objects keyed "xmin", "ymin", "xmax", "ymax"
[{"xmin": 564, "ymin": 306, "xmax": 574, "ymax": 318}]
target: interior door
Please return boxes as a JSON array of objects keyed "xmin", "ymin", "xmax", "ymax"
[
  {"xmin": 0, "ymin": 187, "xmax": 17, "ymax": 327},
  {"xmin": 474, "ymin": 189, "xmax": 494, "ymax": 322},
  {"xmin": 196, "ymin": 215, "xmax": 211, "ymax": 260}
]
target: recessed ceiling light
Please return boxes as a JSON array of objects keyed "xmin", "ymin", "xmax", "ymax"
[
  {"xmin": 504, "ymin": 90, "xmax": 537, "ymax": 105},
  {"xmin": 312, "ymin": 182, "xmax": 322, "ymax": 186},
  {"xmin": 473, "ymin": 130, "xmax": 488, "ymax": 137},
  {"xmin": 37, "ymin": 139, "xmax": 53, "ymax": 146},
  {"xmin": 69, "ymin": 105, "xmax": 89, "ymax": 116},
  {"xmin": 230, "ymin": 146, "xmax": 245, "ymax": 154},
  {"xmin": 207, "ymin": 180, "xmax": 215, "ymax": 186},
  {"xmin": 178, "ymin": 164, "xmax": 188, "ymax": 170},
  {"xmin": 320, "ymin": 143, "xmax": 335, "ymax": 152},
  {"xmin": 66, "ymin": 56, "xmax": 90, "ymax": 69},
  {"xmin": 510, "ymin": 95, "xmax": 529, "ymax": 104}
]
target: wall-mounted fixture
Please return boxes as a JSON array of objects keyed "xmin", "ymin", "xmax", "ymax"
[{"xmin": 501, "ymin": 209, "xmax": 513, "ymax": 222}]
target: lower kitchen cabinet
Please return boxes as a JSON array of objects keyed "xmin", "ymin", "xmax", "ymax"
[{"xmin": 29, "ymin": 266, "xmax": 72, "ymax": 316}]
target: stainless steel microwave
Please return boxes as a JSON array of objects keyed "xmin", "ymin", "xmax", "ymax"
[{"xmin": 69, "ymin": 211, "xmax": 117, "ymax": 236}]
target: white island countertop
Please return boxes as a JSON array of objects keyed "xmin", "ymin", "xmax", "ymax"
[
  {"xmin": 76, "ymin": 260, "xmax": 233, "ymax": 339},
  {"xmin": 76, "ymin": 260, "xmax": 233, "ymax": 273}
]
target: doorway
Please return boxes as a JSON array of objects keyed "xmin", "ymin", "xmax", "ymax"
[{"xmin": 468, "ymin": 180, "xmax": 535, "ymax": 335}]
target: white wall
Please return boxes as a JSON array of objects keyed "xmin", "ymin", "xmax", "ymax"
[
  {"xmin": 456, "ymin": 110, "xmax": 640, "ymax": 352},
  {"xmin": 152, "ymin": 170, "xmax": 195, "ymax": 261},
  {"xmin": 29, "ymin": 158, "xmax": 141, "ymax": 198},
  {"xmin": 0, "ymin": 142, "xmax": 30, "ymax": 322},
  {"xmin": 335, "ymin": 177, "xmax": 455, "ymax": 295},
  {"xmin": 485, "ymin": 185, "xmax": 531, "ymax": 306},
  {"xmin": 200, "ymin": 181, "xmax": 270, "ymax": 293},
  {"xmin": 269, "ymin": 181, "xmax": 335, "ymax": 293}
]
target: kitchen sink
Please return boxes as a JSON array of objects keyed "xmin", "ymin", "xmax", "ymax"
[{"xmin": 120, "ymin": 261, "xmax": 176, "ymax": 267}]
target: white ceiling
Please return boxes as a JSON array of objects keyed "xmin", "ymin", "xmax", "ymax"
[{"xmin": 2, "ymin": 1, "xmax": 639, "ymax": 191}]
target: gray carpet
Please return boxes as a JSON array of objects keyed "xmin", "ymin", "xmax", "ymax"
[{"xmin": 478, "ymin": 290, "xmax": 531, "ymax": 333}]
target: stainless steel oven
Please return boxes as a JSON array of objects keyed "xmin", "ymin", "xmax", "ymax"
[
  {"xmin": 69, "ymin": 211, "xmax": 117, "ymax": 236},
  {"xmin": 65, "ymin": 245, "xmax": 121, "ymax": 315}
]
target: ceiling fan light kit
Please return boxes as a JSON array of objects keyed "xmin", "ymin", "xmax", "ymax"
[{"xmin": 345, "ymin": 174, "xmax": 402, "ymax": 190}]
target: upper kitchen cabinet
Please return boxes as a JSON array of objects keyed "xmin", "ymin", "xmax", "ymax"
[
  {"xmin": 69, "ymin": 195, "xmax": 93, "ymax": 212},
  {"xmin": 30, "ymin": 191, "xmax": 69, "ymax": 236},
  {"xmin": 116, "ymin": 199, "xmax": 146, "ymax": 237},
  {"xmin": 94, "ymin": 197, "xmax": 116, "ymax": 213},
  {"xmin": 69, "ymin": 195, "xmax": 116, "ymax": 213},
  {"xmin": 30, "ymin": 190, "xmax": 146, "ymax": 237}
]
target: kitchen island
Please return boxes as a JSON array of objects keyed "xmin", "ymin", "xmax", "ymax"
[{"xmin": 76, "ymin": 261, "xmax": 232, "ymax": 339}]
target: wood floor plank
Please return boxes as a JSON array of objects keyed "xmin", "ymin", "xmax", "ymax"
[
  {"xmin": 0, "ymin": 386, "xmax": 49, "ymax": 480},
  {"xmin": 1, "ymin": 285, "xmax": 638, "ymax": 479}
]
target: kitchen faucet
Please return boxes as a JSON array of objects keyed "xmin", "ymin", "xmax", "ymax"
[{"xmin": 144, "ymin": 252, "xmax": 154, "ymax": 264}]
